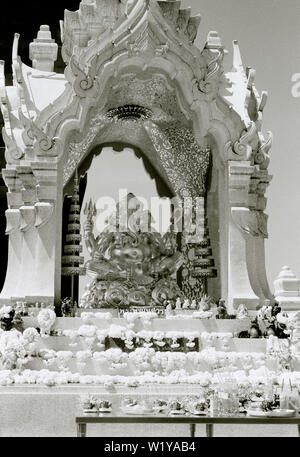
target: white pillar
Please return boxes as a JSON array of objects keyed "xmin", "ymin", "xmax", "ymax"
[
  {"xmin": 0, "ymin": 210, "xmax": 23, "ymax": 303},
  {"xmin": 32, "ymin": 203, "xmax": 56, "ymax": 303},
  {"xmin": 228, "ymin": 210, "xmax": 260, "ymax": 309}
]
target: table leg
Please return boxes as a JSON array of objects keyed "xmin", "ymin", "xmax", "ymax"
[
  {"xmin": 190, "ymin": 423, "xmax": 196, "ymax": 437},
  {"xmin": 77, "ymin": 423, "xmax": 87, "ymax": 437},
  {"xmin": 298, "ymin": 425, "xmax": 300, "ymax": 437},
  {"xmin": 206, "ymin": 424, "xmax": 214, "ymax": 437}
]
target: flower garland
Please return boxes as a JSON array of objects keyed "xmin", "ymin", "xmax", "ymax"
[
  {"xmin": 61, "ymin": 325, "xmax": 203, "ymax": 351},
  {"xmin": 123, "ymin": 312, "xmax": 157, "ymax": 329},
  {"xmin": 266, "ymin": 335, "xmax": 293, "ymax": 370},
  {"xmin": 37, "ymin": 309, "xmax": 56, "ymax": 337},
  {"xmin": 39, "ymin": 349, "xmax": 58, "ymax": 368},
  {"xmin": 93, "ymin": 348, "xmax": 128, "ymax": 370},
  {"xmin": 200, "ymin": 332, "xmax": 233, "ymax": 348},
  {"xmin": 80, "ymin": 312, "xmax": 112, "ymax": 324},
  {"xmin": 0, "ymin": 306, "xmax": 23, "ymax": 332},
  {"xmin": 151, "ymin": 351, "xmax": 187, "ymax": 374},
  {"xmin": 35, "ymin": 346, "xmax": 269, "ymax": 376},
  {"xmin": 75, "ymin": 350, "xmax": 93, "ymax": 372},
  {"xmin": 0, "ymin": 328, "xmax": 39, "ymax": 369},
  {"xmin": 55, "ymin": 351, "xmax": 73, "ymax": 371},
  {"xmin": 128, "ymin": 348, "xmax": 156, "ymax": 373},
  {"xmin": 1, "ymin": 366, "xmax": 300, "ymax": 388},
  {"xmin": 166, "ymin": 311, "xmax": 213, "ymax": 320},
  {"xmin": 55, "ymin": 317, "xmax": 243, "ymax": 355}
]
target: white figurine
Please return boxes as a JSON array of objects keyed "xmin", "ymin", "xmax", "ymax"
[
  {"xmin": 175, "ymin": 298, "xmax": 182, "ymax": 310},
  {"xmin": 190, "ymin": 299, "xmax": 197, "ymax": 310},
  {"xmin": 166, "ymin": 302, "xmax": 173, "ymax": 316},
  {"xmin": 182, "ymin": 299, "xmax": 190, "ymax": 309},
  {"xmin": 236, "ymin": 304, "xmax": 249, "ymax": 319}
]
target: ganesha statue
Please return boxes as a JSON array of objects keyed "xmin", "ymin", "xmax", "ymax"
[{"xmin": 80, "ymin": 193, "xmax": 184, "ymax": 309}]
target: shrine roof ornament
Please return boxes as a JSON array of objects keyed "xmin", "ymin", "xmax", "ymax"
[
  {"xmin": 0, "ymin": 0, "xmax": 272, "ymax": 180},
  {"xmin": 0, "ymin": 0, "xmax": 274, "ymax": 309},
  {"xmin": 60, "ymin": 0, "xmax": 202, "ymax": 64}
]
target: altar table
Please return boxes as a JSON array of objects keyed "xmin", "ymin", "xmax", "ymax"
[{"xmin": 76, "ymin": 414, "xmax": 300, "ymax": 437}]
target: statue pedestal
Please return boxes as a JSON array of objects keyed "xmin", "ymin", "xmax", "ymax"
[
  {"xmin": 274, "ymin": 266, "xmax": 300, "ymax": 311},
  {"xmin": 275, "ymin": 297, "xmax": 300, "ymax": 312}
]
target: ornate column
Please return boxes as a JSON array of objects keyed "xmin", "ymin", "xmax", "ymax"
[
  {"xmin": 31, "ymin": 161, "xmax": 58, "ymax": 304},
  {"xmin": 12, "ymin": 166, "xmax": 38, "ymax": 301},
  {"xmin": 181, "ymin": 195, "xmax": 217, "ymax": 300},
  {"xmin": 228, "ymin": 161, "xmax": 262, "ymax": 309},
  {"xmin": 228, "ymin": 156, "xmax": 273, "ymax": 310},
  {"xmin": 252, "ymin": 169, "xmax": 273, "ymax": 299},
  {"xmin": 0, "ymin": 168, "xmax": 23, "ymax": 302}
]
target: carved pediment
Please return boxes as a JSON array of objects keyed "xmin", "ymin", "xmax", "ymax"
[
  {"xmin": 62, "ymin": 0, "xmax": 125, "ymax": 63},
  {"xmin": 61, "ymin": 0, "xmax": 202, "ymax": 65}
]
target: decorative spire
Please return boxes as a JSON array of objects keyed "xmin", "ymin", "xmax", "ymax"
[
  {"xmin": 62, "ymin": 170, "xmax": 85, "ymax": 281},
  {"xmin": 29, "ymin": 25, "xmax": 58, "ymax": 72},
  {"xmin": 232, "ymin": 40, "xmax": 245, "ymax": 74}
]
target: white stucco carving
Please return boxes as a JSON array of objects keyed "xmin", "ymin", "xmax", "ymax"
[{"xmin": 0, "ymin": 0, "xmax": 276, "ymax": 308}]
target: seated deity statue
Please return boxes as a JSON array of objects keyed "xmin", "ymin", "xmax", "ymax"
[
  {"xmin": 236, "ymin": 304, "xmax": 249, "ymax": 319},
  {"xmin": 80, "ymin": 193, "xmax": 184, "ymax": 309}
]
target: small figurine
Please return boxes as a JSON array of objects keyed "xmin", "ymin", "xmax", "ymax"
[
  {"xmin": 182, "ymin": 299, "xmax": 190, "ymax": 309},
  {"xmin": 15, "ymin": 302, "xmax": 23, "ymax": 316},
  {"xmin": 175, "ymin": 298, "xmax": 182, "ymax": 310},
  {"xmin": 272, "ymin": 301, "xmax": 281, "ymax": 318},
  {"xmin": 61, "ymin": 298, "xmax": 75, "ymax": 317},
  {"xmin": 288, "ymin": 311, "xmax": 300, "ymax": 354},
  {"xmin": 190, "ymin": 299, "xmax": 197, "ymax": 310},
  {"xmin": 165, "ymin": 301, "xmax": 173, "ymax": 316},
  {"xmin": 236, "ymin": 304, "xmax": 249, "ymax": 320},
  {"xmin": 0, "ymin": 306, "xmax": 23, "ymax": 332},
  {"xmin": 216, "ymin": 299, "xmax": 228, "ymax": 319},
  {"xmin": 200, "ymin": 294, "xmax": 213, "ymax": 311},
  {"xmin": 0, "ymin": 306, "xmax": 15, "ymax": 331}
]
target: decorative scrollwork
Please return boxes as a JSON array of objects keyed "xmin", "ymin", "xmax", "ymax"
[
  {"xmin": 198, "ymin": 47, "xmax": 224, "ymax": 98},
  {"xmin": 2, "ymin": 128, "xmax": 24, "ymax": 161},
  {"xmin": 233, "ymin": 121, "xmax": 256, "ymax": 158},
  {"xmin": 69, "ymin": 55, "xmax": 98, "ymax": 98},
  {"xmin": 18, "ymin": 108, "xmax": 34, "ymax": 147},
  {"xmin": 29, "ymin": 121, "xmax": 61, "ymax": 156},
  {"xmin": 254, "ymin": 131, "xmax": 273, "ymax": 169}
]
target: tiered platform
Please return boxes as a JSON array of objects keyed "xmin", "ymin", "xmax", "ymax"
[{"xmin": 0, "ymin": 312, "xmax": 299, "ymax": 436}]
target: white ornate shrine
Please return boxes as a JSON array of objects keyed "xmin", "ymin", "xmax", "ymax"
[
  {"xmin": 0, "ymin": 0, "xmax": 275, "ymax": 310},
  {"xmin": 0, "ymin": 0, "xmax": 299, "ymax": 438}
]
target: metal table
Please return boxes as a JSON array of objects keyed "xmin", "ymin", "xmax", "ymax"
[{"xmin": 76, "ymin": 413, "xmax": 300, "ymax": 437}]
